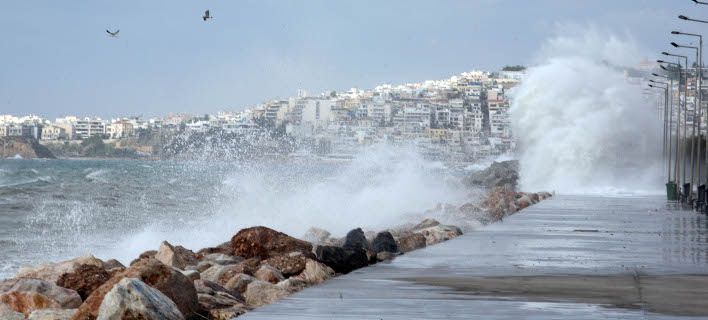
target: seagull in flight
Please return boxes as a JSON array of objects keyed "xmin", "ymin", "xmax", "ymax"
[
  {"xmin": 202, "ymin": 10, "xmax": 212, "ymax": 21},
  {"xmin": 106, "ymin": 29, "xmax": 119, "ymax": 38}
]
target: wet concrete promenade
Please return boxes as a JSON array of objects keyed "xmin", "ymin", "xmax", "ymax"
[{"xmin": 242, "ymin": 195, "xmax": 708, "ymax": 319}]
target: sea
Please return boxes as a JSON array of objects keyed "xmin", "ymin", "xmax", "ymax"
[{"xmin": 0, "ymin": 146, "xmax": 472, "ymax": 279}]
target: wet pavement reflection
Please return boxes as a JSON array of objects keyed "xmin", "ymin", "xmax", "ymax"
[{"xmin": 243, "ymin": 195, "xmax": 708, "ymax": 319}]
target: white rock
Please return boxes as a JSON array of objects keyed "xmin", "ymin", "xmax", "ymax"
[
  {"xmin": 243, "ymin": 280, "xmax": 288, "ymax": 308},
  {"xmin": 293, "ymin": 259, "xmax": 334, "ymax": 285}
]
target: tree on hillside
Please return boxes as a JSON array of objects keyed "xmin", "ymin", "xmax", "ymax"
[{"xmin": 502, "ymin": 65, "xmax": 526, "ymax": 72}]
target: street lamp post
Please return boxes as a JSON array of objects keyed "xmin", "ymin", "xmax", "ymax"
[
  {"xmin": 671, "ymin": 41, "xmax": 700, "ymax": 199},
  {"xmin": 663, "ymin": 52, "xmax": 690, "ymax": 199},
  {"xmin": 672, "ymin": 31, "xmax": 703, "ymax": 190},
  {"xmin": 659, "ymin": 59, "xmax": 682, "ymax": 193},
  {"xmin": 651, "ymin": 75, "xmax": 670, "ymax": 172},
  {"xmin": 650, "ymin": 79, "xmax": 670, "ymax": 181}
]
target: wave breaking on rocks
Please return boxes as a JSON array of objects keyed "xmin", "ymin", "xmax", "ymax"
[{"xmin": 0, "ymin": 162, "xmax": 550, "ymax": 319}]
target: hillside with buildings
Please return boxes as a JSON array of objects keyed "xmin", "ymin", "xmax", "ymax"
[{"xmin": 1, "ymin": 69, "xmax": 529, "ymax": 161}]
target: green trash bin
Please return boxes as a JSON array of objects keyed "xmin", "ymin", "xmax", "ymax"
[{"xmin": 666, "ymin": 182, "xmax": 678, "ymax": 201}]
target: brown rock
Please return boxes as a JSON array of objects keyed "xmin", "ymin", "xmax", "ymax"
[
  {"xmin": 0, "ymin": 278, "xmax": 82, "ymax": 309},
  {"xmin": 201, "ymin": 258, "xmax": 260, "ymax": 285},
  {"xmin": 528, "ymin": 193, "xmax": 540, "ymax": 203},
  {"xmin": 155, "ymin": 241, "xmax": 198, "ymax": 270},
  {"xmin": 223, "ymin": 274, "xmax": 255, "ymax": 295},
  {"xmin": 72, "ymin": 259, "xmax": 202, "ymax": 320},
  {"xmin": 0, "ymin": 291, "xmax": 60, "ymax": 316},
  {"xmin": 129, "ymin": 250, "xmax": 157, "ymax": 266},
  {"xmin": 515, "ymin": 194, "xmax": 532, "ymax": 210},
  {"xmin": 16, "ymin": 255, "xmax": 104, "ymax": 284},
  {"xmin": 480, "ymin": 186, "xmax": 518, "ymax": 221},
  {"xmin": 253, "ymin": 265, "xmax": 285, "ymax": 284},
  {"xmin": 101, "ymin": 260, "xmax": 125, "ymax": 271},
  {"xmin": 396, "ymin": 233, "xmax": 427, "ymax": 253},
  {"xmin": 230, "ymin": 226, "xmax": 313, "ymax": 259},
  {"xmin": 263, "ymin": 253, "xmax": 307, "ymax": 277},
  {"xmin": 193, "ymin": 280, "xmax": 242, "ymax": 302},
  {"xmin": 57, "ymin": 264, "xmax": 111, "ymax": 300},
  {"xmin": 195, "ymin": 242, "xmax": 232, "ymax": 259}
]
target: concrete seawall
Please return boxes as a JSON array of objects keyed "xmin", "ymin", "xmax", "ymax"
[{"xmin": 242, "ymin": 195, "xmax": 708, "ymax": 319}]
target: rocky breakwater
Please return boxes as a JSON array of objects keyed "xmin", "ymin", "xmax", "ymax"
[
  {"xmin": 1, "ymin": 137, "xmax": 56, "ymax": 159},
  {"xmin": 0, "ymin": 163, "xmax": 552, "ymax": 319}
]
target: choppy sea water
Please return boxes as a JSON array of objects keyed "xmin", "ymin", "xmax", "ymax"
[{"xmin": 0, "ymin": 147, "xmax": 469, "ymax": 279}]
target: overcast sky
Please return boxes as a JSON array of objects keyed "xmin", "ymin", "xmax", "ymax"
[{"xmin": 0, "ymin": 0, "xmax": 706, "ymax": 118}]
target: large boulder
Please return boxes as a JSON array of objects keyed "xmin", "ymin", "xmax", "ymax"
[
  {"xmin": 57, "ymin": 264, "xmax": 111, "ymax": 300},
  {"xmin": 28, "ymin": 309, "xmax": 76, "ymax": 320},
  {"xmin": 371, "ymin": 231, "xmax": 398, "ymax": 253},
  {"xmin": 253, "ymin": 265, "xmax": 284, "ymax": 284},
  {"xmin": 0, "ymin": 278, "xmax": 82, "ymax": 309},
  {"xmin": 417, "ymin": 225, "xmax": 463, "ymax": 246},
  {"xmin": 314, "ymin": 245, "xmax": 368, "ymax": 274},
  {"xmin": 480, "ymin": 186, "xmax": 518, "ymax": 221},
  {"xmin": 342, "ymin": 228, "xmax": 371, "ymax": 251},
  {"xmin": 155, "ymin": 241, "xmax": 198, "ymax": 270},
  {"xmin": 243, "ymin": 281, "xmax": 288, "ymax": 308},
  {"xmin": 96, "ymin": 278, "xmax": 184, "ymax": 320},
  {"xmin": 396, "ymin": 233, "xmax": 427, "ymax": 253},
  {"xmin": 200, "ymin": 258, "xmax": 260, "ymax": 285},
  {"xmin": 16, "ymin": 255, "xmax": 105, "ymax": 284},
  {"xmin": 262, "ymin": 253, "xmax": 307, "ymax": 277},
  {"xmin": 230, "ymin": 226, "xmax": 313, "ymax": 259},
  {"xmin": 292, "ymin": 259, "xmax": 334, "ymax": 285},
  {"xmin": 73, "ymin": 259, "xmax": 201, "ymax": 320},
  {"xmin": 463, "ymin": 160, "xmax": 519, "ymax": 189}
]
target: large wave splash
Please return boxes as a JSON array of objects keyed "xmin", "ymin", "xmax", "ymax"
[
  {"xmin": 110, "ymin": 144, "xmax": 467, "ymax": 263},
  {"xmin": 511, "ymin": 29, "xmax": 663, "ymax": 194}
]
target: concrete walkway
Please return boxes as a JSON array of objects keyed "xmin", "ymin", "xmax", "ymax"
[{"xmin": 242, "ymin": 195, "xmax": 708, "ymax": 319}]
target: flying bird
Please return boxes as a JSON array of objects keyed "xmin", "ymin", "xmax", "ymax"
[
  {"xmin": 106, "ymin": 29, "xmax": 119, "ymax": 38},
  {"xmin": 202, "ymin": 10, "xmax": 212, "ymax": 21}
]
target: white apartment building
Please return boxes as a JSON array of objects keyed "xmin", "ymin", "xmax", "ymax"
[{"xmin": 74, "ymin": 118, "xmax": 106, "ymax": 139}]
